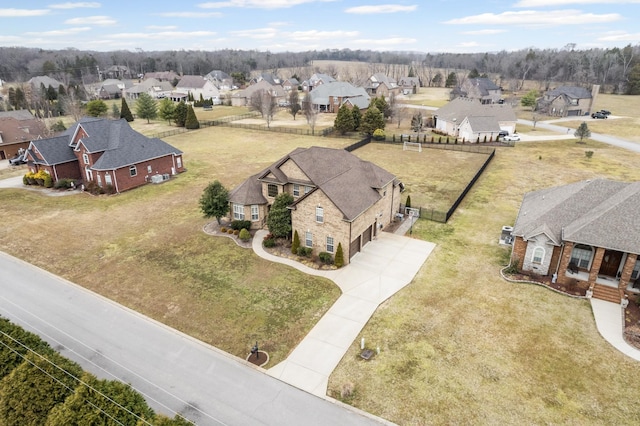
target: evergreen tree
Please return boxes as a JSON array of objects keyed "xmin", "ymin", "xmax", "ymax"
[
  {"xmin": 468, "ymin": 68, "xmax": 480, "ymax": 79},
  {"xmin": 334, "ymin": 103, "xmax": 355, "ymax": 134},
  {"xmin": 406, "ymin": 195, "xmax": 412, "ymax": 208},
  {"xmin": 58, "ymin": 85, "xmax": 66, "ymax": 97},
  {"xmin": 373, "ymin": 96, "xmax": 391, "ymax": 118},
  {"xmin": 360, "ymin": 106, "xmax": 385, "ymax": 135},
  {"xmin": 445, "ymin": 72, "xmax": 457, "ymax": 88},
  {"xmin": 135, "ymin": 93, "xmax": 158, "ymax": 123},
  {"xmin": 199, "ymin": 180, "xmax": 229, "ymax": 224},
  {"xmin": 627, "ymin": 63, "xmax": 640, "ymax": 95},
  {"xmin": 291, "ymin": 230, "xmax": 300, "ymax": 254},
  {"xmin": 120, "ymin": 97, "xmax": 134, "ymax": 122},
  {"xmin": 521, "ymin": 90, "xmax": 538, "ymax": 110},
  {"xmin": 288, "ymin": 89, "xmax": 301, "ymax": 120},
  {"xmin": 174, "ymin": 101, "xmax": 188, "ymax": 127},
  {"xmin": 574, "ymin": 122, "xmax": 591, "ymax": 143},
  {"xmin": 411, "ymin": 112, "xmax": 423, "ymax": 132},
  {"xmin": 85, "ymin": 99, "xmax": 108, "ymax": 117},
  {"xmin": 111, "ymin": 103, "xmax": 120, "ymax": 119},
  {"xmin": 185, "ymin": 104, "xmax": 200, "ymax": 129},
  {"xmin": 334, "ymin": 243, "xmax": 344, "ymax": 268},
  {"xmin": 267, "ymin": 193, "xmax": 294, "ymax": 238},
  {"xmin": 351, "ymin": 105, "xmax": 362, "ymax": 131},
  {"xmin": 158, "ymin": 98, "xmax": 176, "ymax": 124}
]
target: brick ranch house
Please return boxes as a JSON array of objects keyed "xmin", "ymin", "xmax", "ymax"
[
  {"xmin": 24, "ymin": 117, "xmax": 185, "ymax": 193},
  {"xmin": 229, "ymin": 146, "xmax": 402, "ymax": 264},
  {"xmin": 511, "ymin": 179, "xmax": 640, "ymax": 303}
]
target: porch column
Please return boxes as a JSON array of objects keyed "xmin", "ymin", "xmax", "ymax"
[
  {"xmin": 557, "ymin": 241, "xmax": 574, "ymax": 283},
  {"xmin": 589, "ymin": 247, "xmax": 606, "ymax": 283},
  {"xmin": 619, "ymin": 253, "xmax": 638, "ymax": 293}
]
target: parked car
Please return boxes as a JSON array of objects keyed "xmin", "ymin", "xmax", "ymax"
[
  {"xmin": 599, "ymin": 109, "xmax": 611, "ymax": 115},
  {"xmin": 8, "ymin": 154, "xmax": 26, "ymax": 166},
  {"xmin": 498, "ymin": 130, "xmax": 509, "ymax": 138},
  {"xmin": 591, "ymin": 112, "xmax": 608, "ymax": 119},
  {"xmin": 503, "ymin": 134, "xmax": 520, "ymax": 141}
]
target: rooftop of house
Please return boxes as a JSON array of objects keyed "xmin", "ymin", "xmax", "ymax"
[
  {"xmin": 513, "ymin": 179, "xmax": 640, "ymax": 255},
  {"xmin": 28, "ymin": 75, "xmax": 63, "ymax": 89},
  {"xmin": 176, "ymin": 75, "xmax": 209, "ymax": 89},
  {"xmin": 436, "ymin": 97, "xmax": 516, "ymax": 123},
  {"xmin": 309, "ymin": 82, "xmax": 370, "ymax": 108},
  {"xmin": 0, "ymin": 116, "xmax": 48, "ymax": 146},
  {"xmin": 545, "ymin": 85, "xmax": 592, "ymax": 100}
]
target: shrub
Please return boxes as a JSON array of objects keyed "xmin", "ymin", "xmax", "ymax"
[
  {"xmin": 239, "ymin": 228, "xmax": 251, "ymax": 241},
  {"xmin": 231, "ymin": 220, "xmax": 252, "ymax": 231},
  {"xmin": 405, "ymin": 195, "xmax": 412, "ymax": 209},
  {"xmin": 335, "ymin": 243, "xmax": 345, "ymax": 268},
  {"xmin": 297, "ymin": 247, "xmax": 312, "ymax": 257},
  {"xmin": 22, "ymin": 175, "xmax": 29, "ymax": 185},
  {"xmin": 263, "ymin": 235, "xmax": 276, "ymax": 248},
  {"xmin": 220, "ymin": 227, "xmax": 227, "ymax": 233},
  {"xmin": 319, "ymin": 252, "xmax": 333, "ymax": 264},
  {"xmin": 233, "ymin": 229, "xmax": 239, "ymax": 235},
  {"xmin": 227, "ymin": 229, "xmax": 234, "ymax": 234},
  {"xmin": 84, "ymin": 181, "xmax": 104, "ymax": 195},
  {"xmin": 54, "ymin": 178, "xmax": 75, "ymax": 189},
  {"xmin": 104, "ymin": 184, "xmax": 116, "ymax": 194},
  {"xmin": 585, "ymin": 150, "xmax": 594, "ymax": 159},
  {"xmin": 291, "ymin": 230, "xmax": 300, "ymax": 254},
  {"xmin": 43, "ymin": 174, "xmax": 53, "ymax": 188},
  {"xmin": 372, "ymin": 128, "xmax": 386, "ymax": 141}
]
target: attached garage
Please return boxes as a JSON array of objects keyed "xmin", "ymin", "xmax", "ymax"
[
  {"xmin": 362, "ymin": 225, "xmax": 373, "ymax": 246},
  {"xmin": 350, "ymin": 235, "xmax": 361, "ymax": 259}
]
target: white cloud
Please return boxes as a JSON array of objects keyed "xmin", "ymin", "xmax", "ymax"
[
  {"xmin": 345, "ymin": 4, "xmax": 417, "ymax": 14},
  {"xmin": 109, "ymin": 31, "xmax": 217, "ymax": 40},
  {"xmin": 444, "ymin": 10, "xmax": 621, "ymax": 26},
  {"xmin": 64, "ymin": 15, "xmax": 116, "ymax": 25},
  {"xmin": 514, "ymin": 0, "xmax": 640, "ymax": 6},
  {"xmin": 462, "ymin": 29, "xmax": 507, "ymax": 35},
  {"xmin": 49, "ymin": 2, "xmax": 101, "ymax": 9},
  {"xmin": 198, "ymin": 0, "xmax": 336, "ymax": 9},
  {"xmin": 229, "ymin": 28, "xmax": 278, "ymax": 39},
  {"xmin": 146, "ymin": 25, "xmax": 178, "ymax": 30},
  {"xmin": 287, "ymin": 29, "xmax": 359, "ymax": 41},
  {"xmin": 156, "ymin": 11, "xmax": 222, "ymax": 18},
  {"xmin": 25, "ymin": 27, "xmax": 92, "ymax": 36},
  {"xmin": 598, "ymin": 30, "xmax": 640, "ymax": 41},
  {"xmin": 0, "ymin": 8, "xmax": 50, "ymax": 17}
]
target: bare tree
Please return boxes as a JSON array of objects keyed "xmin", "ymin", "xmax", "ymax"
[
  {"xmin": 302, "ymin": 92, "xmax": 318, "ymax": 135},
  {"xmin": 261, "ymin": 91, "xmax": 278, "ymax": 128},
  {"xmin": 288, "ymin": 89, "xmax": 301, "ymax": 120},
  {"xmin": 249, "ymin": 90, "xmax": 266, "ymax": 117}
]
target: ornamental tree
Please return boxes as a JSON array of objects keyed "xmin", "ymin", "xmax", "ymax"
[
  {"xmin": 199, "ymin": 180, "xmax": 229, "ymax": 224},
  {"xmin": 267, "ymin": 192, "xmax": 294, "ymax": 238},
  {"xmin": 334, "ymin": 103, "xmax": 355, "ymax": 134},
  {"xmin": 135, "ymin": 93, "xmax": 158, "ymax": 123},
  {"xmin": 85, "ymin": 99, "xmax": 108, "ymax": 117}
]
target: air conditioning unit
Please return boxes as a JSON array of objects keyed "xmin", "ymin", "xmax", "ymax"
[{"xmin": 150, "ymin": 174, "xmax": 163, "ymax": 184}]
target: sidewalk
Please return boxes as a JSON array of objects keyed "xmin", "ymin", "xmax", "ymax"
[
  {"xmin": 590, "ymin": 299, "xmax": 640, "ymax": 361},
  {"xmin": 253, "ymin": 229, "xmax": 435, "ymax": 396}
]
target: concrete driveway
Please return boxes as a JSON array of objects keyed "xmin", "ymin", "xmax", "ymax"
[{"xmin": 253, "ymin": 230, "xmax": 436, "ymax": 396}]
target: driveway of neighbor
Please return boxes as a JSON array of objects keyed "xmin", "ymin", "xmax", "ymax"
[{"xmin": 252, "ymin": 230, "xmax": 436, "ymax": 396}]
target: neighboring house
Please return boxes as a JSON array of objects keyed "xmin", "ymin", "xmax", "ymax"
[
  {"xmin": 302, "ymin": 73, "xmax": 336, "ymax": 92},
  {"xmin": 231, "ymin": 80, "xmax": 286, "ymax": 107},
  {"xmin": 511, "ymin": 179, "xmax": 640, "ymax": 303},
  {"xmin": 24, "ymin": 117, "xmax": 184, "ymax": 193},
  {"xmin": 28, "ymin": 76, "xmax": 64, "ymax": 91},
  {"xmin": 92, "ymin": 79, "xmax": 132, "ymax": 99},
  {"xmin": 0, "ymin": 110, "xmax": 48, "ymax": 160},
  {"xmin": 450, "ymin": 78, "xmax": 502, "ymax": 104},
  {"xmin": 398, "ymin": 76, "xmax": 420, "ymax": 94},
  {"xmin": 308, "ymin": 82, "xmax": 370, "ymax": 113},
  {"xmin": 144, "ymin": 71, "xmax": 180, "ymax": 82},
  {"xmin": 282, "ymin": 77, "xmax": 300, "ymax": 92},
  {"xmin": 229, "ymin": 146, "xmax": 401, "ymax": 264},
  {"xmin": 251, "ymin": 73, "xmax": 282, "ymax": 86},
  {"xmin": 103, "ymin": 65, "xmax": 131, "ymax": 79},
  {"xmin": 205, "ymin": 70, "xmax": 233, "ymax": 90},
  {"xmin": 366, "ymin": 73, "xmax": 400, "ymax": 98},
  {"xmin": 536, "ymin": 85, "xmax": 598, "ymax": 117},
  {"xmin": 434, "ymin": 97, "xmax": 516, "ymax": 142},
  {"xmin": 124, "ymin": 78, "xmax": 173, "ymax": 99},
  {"xmin": 175, "ymin": 75, "xmax": 220, "ymax": 101}
]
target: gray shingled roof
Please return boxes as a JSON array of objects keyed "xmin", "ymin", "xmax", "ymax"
[
  {"xmin": 29, "ymin": 135, "xmax": 78, "ymax": 165},
  {"xmin": 309, "ymin": 82, "xmax": 370, "ymax": 108},
  {"xmin": 466, "ymin": 116, "xmax": 501, "ymax": 132},
  {"xmin": 464, "ymin": 78, "xmax": 500, "ymax": 96},
  {"xmin": 229, "ymin": 173, "xmax": 268, "ymax": 205},
  {"xmin": 436, "ymin": 97, "xmax": 516, "ymax": 122},
  {"xmin": 0, "ymin": 110, "xmax": 37, "ymax": 121},
  {"xmin": 513, "ymin": 179, "xmax": 640, "ymax": 254},
  {"xmin": 28, "ymin": 76, "xmax": 63, "ymax": 90},
  {"xmin": 545, "ymin": 86, "xmax": 592, "ymax": 100},
  {"xmin": 177, "ymin": 75, "xmax": 207, "ymax": 89}
]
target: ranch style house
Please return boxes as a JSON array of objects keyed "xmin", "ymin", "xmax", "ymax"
[
  {"xmin": 511, "ymin": 179, "xmax": 640, "ymax": 303},
  {"xmin": 24, "ymin": 117, "xmax": 185, "ymax": 193},
  {"xmin": 229, "ymin": 146, "xmax": 402, "ymax": 264}
]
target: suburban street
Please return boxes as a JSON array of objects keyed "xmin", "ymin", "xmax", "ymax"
[{"xmin": 0, "ymin": 251, "xmax": 387, "ymax": 426}]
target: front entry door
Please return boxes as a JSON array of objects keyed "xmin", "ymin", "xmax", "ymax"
[{"xmin": 600, "ymin": 250, "xmax": 623, "ymax": 277}]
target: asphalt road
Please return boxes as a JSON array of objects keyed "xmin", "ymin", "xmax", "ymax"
[{"xmin": 0, "ymin": 252, "xmax": 387, "ymax": 426}]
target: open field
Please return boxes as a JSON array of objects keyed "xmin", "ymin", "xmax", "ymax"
[
  {"xmin": 0, "ymin": 126, "xmax": 353, "ymax": 364},
  {"xmin": 353, "ymin": 143, "xmax": 490, "ymax": 212},
  {"xmin": 329, "ymin": 138, "xmax": 640, "ymax": 424}
]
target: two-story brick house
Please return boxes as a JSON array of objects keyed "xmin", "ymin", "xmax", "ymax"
[
  {"xmin": 24, "ymin": 117, "xmax": 184, "ymax": 193},
  {"xmin": 511, "ymin": 179, "xmax": 640, "ymax": 303},
  {"xmin": 229, "ymin": 146, "xmax": 402, "ymax": 264}
]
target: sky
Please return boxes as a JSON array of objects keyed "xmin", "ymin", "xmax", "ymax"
[{"xmin": 0, "ymin": 1, "xmax": 639, "ymax": 54}]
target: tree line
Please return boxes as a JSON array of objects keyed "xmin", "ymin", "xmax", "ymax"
[{"xmin": 1, "ymin": 44, "xmax": 639, "ymax": 94}]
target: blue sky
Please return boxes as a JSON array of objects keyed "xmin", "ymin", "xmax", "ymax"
[{"xmin": 1, "ymin": 1, "xmax": 639, "ymax": 53}]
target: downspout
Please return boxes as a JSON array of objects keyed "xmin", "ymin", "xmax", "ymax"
[
  {"xmin": 555, "ymin": 242, "xmax": 565, "ymax": 276},
  {"xmin": 113, "ymin": 169, "xmax": 119, "ymax": 194}
]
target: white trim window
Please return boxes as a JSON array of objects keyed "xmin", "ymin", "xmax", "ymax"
[
  {"xmin": 316, "ymin": 206, "xmax": 324, "ymax": 223},
  {"xmin": 97, "ymin": 174, "xmax": 102, "ymax": 187},
  {"xmin": 532, "ymin": 247, "xmax": 545, "ymax": 264},
  {"xmin": 305, "ymin": 231, "xmax": 312, "ymax": 248},
  {"xmin": 251, "ymin": 205, "xmax": 259, "ymax": 221},
  {"xmin": 177, "ymin": 157, "xmax": 182, "ymax": 168},
  {"xmin": 304, "ymin": 185, "xmax": 312, "ymax": 194},
  {"xmin": 82, "ymin": 153, "xmax": 89, "ymax": 165},
  {"xmin": 570, "ymin": 244, "xmax": 593, "ymax": 269},
  {"xmin": 147, "ymin": 165, "xmax": 152, "ymax": 174},
  {"xmin": 326, "ymin": 236, "xmax": 334, "ymax": 253},
  {"xmin": 129, "ymin": 165, "xmax": 137, "ymax": 177},
  {"xmin": 268, "ymin": 184, "xmax": 278, "ymax": 197},
  {"xmin": 632, "ymin": 259, "xmax": 640, "ymax": 280},
  {"xmin": 293, "ymin": 184, "xmax": 300, "ymax": 197},
  {"xmin": 105, "ymin": 173, "xmax": 112, "ymax": 186},
  {"xmin": 234, "ymin": 204, "xmax": 245, "ymax": 220}
]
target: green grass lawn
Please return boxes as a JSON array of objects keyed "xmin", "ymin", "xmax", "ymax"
[{"xmin": 328, "ymin": 139, "xmax": 640, "ymax": 424}]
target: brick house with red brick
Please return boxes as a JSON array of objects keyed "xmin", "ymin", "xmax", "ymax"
[
  {"xmin": 229, "ymin": 146, "xmax": 402, "ymax": 264},
  {"xmin": 24, "ymin": 117, "xmax": 184, "ymax": 193},
  {"xmin": 511, "ymin": 179, "xmax": 640, "ymax": 303}
]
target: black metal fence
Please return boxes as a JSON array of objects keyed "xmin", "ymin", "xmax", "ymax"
[{"xmin": 344, "ymin": 136, "xmax": 372, "ymax": 152}]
